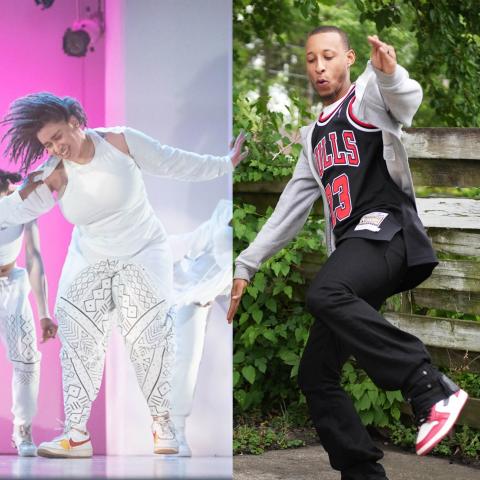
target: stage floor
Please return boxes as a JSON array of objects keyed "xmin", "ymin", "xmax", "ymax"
[{"xmin": 0, "ymin": 455, "xmax": 232, "ymax": 479}]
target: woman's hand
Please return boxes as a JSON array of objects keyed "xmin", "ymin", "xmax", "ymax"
[
  {"xmin": 19, "ymin": 171, "xmax": 44, "ymax": 200},
  {"xmin": 40, "ymin": 317, "xmax": 58, "ymax": 343},
  {"xmin": 368, "ymin": 35, "xmax": 397, "ymax": 75},
  {"xmin": 229, "ymin": 131, "xmax": 248, "ymax": 168},
  {"xmin": 227, "ymin": 278, "xmax": 249, "ymax": 324}
]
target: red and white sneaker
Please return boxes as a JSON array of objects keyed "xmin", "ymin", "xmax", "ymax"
[
  {"xmin": 416, "ymin": 389, "xmax": 469, "ymax": 456},
  {"xmin": 37, "ymin": 427, "xmax": 93, "ymax": 458}
]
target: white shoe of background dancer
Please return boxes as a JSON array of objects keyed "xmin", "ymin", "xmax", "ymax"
[
  {"xmin": 12, "ymin": 425, "xmax": 37, "ymax": 457},
  {"xmin": 176, "ymin": 425, "xmax": 192, "ymax": 457},
  {"xmin": 37, "ymin": 427, "xmax": 93, "ymax": 458},
  {"xmin": 153, "ymin": 416, "xmax": 179, "ymax": 454}
]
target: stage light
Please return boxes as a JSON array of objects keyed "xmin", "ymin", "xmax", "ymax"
[
  {"xmin": 34, "ymin": 0, "xmax": 55, "ymax": 9},
  {"xmin": 63, "ymin": 17, "xmax": 103, "ymax": 57}
]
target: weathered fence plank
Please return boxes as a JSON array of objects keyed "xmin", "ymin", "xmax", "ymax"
[
  {"xmin": 410, "ymin": 158, "xmax": 480, "ymax": 188},
  {"xmin": 418, "ymin": 260, "xmax": 480, "ymax": 293},
  {"xmin": 417, "ymin": 198, "xmax": 480, "ymax": 229},
  {"xmin": 428, "ymin": 229, "xmax": 480, "ymax": 257},
  {"xmin": 403, "ymin": 128, "xmax": 480, "ymax": 160},
  {"xmin": 384, "ymin": 312, "xmax": 480, "ymax": 352},
  {"xmin": 412, "ymin": 289, "xmax": 480, "ymax": 316}
]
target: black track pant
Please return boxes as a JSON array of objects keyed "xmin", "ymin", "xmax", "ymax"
[{"xmin": 298, "ymin": 232, "xmax": 455, "ymax": 480}]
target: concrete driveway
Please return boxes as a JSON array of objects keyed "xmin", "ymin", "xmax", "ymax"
[{"xmin": 234, "ymin": 443, "xmax": 479, "ymax": 479}]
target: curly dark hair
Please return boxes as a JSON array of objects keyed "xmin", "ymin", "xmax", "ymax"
[
  {"xmin": 0, "ymin": 169, "xmax": 22, "ymax": 194},
  {"xmin": 1, "ymin": 92, "xmax": 87, "ymax": 172}
]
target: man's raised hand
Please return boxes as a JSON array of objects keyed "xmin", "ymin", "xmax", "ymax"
[{"xmin": 368, "ymin": 35, "xmax": 397, "ymax": 75}]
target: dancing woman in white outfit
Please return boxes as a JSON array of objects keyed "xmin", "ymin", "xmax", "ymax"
[
  {"xmin": 0, "ymin": 170, "xmax": 56, "ymax": 457},
  {"xmin": 0, "ymin": 93, "xmax": 245, "ymax": 457}
]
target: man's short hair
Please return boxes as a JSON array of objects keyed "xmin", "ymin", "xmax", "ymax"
[{"xmin": 307, "ymin": 26, "xmax": 351, "ymax": 50}]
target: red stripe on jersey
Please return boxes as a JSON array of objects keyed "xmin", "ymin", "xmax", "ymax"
[
  {"xmin": 318, "ymin": 84, "xmax": 355, "ymax": 123},
  {"xmin": 347, "ymin": 97, "xmax": 378, "ymax": 129}
]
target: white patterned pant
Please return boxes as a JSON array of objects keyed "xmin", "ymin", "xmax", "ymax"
[
  {"xmin": 55, "ymin": 253, "xmax": 174, "ymax": 432},
  {"xmin": 0, "ymin": 268, "xmax": 41, "ymax": 427}
]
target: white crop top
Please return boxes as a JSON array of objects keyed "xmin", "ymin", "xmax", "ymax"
[
  {"xmin": 0, "ymin": 126, "xmax": 232, "ymax": 260},
  {"xmin": 0, "ymin": 223, "xmax": 24, "ymax": 265}
]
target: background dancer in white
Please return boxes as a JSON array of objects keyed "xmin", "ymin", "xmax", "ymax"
[
  {"xmin": 0, "ymin": 92, "xmax": 246, "ymax": 458},
  {"xmin": 170, "ymin": 199, "xmax": 232, "ymax": 456},
  {"xmin": 0, "ymin": 169, "xmax": 56, "ymax": 457}
]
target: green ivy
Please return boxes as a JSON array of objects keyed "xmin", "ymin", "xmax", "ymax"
[
  {"xmin": 341, "ymin": 361, "xmax": 404, "ymax": 427},
  {"xmin": 233, "ymin": 201, "xmax": 325, "ymax": 413}
]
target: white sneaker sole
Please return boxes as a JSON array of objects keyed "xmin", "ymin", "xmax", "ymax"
[
  {"xmin": 154, "ymin": 447, "xmax": 179, "ymax": 455},
  {"xmin": 416, "ymin": 389, "xmax": 469, "ymax": 456},
  {"xmin": 17, "ymin": 449, "xmax": 37, "ymax": 457},
  {"xmin": 37, "ymin": 446, "xmax": 93, "ymax": 459}
]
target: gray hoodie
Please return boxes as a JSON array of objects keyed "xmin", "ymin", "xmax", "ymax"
[{"xmin": 234, "ymin": 60, "xmax": 423, "ymax": 282}]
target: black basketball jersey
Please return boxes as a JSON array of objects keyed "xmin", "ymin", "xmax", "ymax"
[
  {"xmin": 311, "ymin": 85, "xmax": 409, "ymax": 241},
  {"xmin": 311, "ymin": 85, "xmax": 438, "ymax": 291}
]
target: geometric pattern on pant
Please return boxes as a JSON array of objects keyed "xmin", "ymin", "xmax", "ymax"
[
  {"xmin": 6, "ymin": 314, "xmax": 41, "ymax": 426},
  {"xmin": 0, "ymin": 270, "xmax": 41, "ymax": 426},
  {"xmin": 6, "ymin": 313, "xmax": 41, "ymax": 366},
  {"xmin": 56, "ymin": 259, "xmax": 174, "ymax": 430}
]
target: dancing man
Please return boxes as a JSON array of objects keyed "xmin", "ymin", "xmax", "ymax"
[{"xmin": 229, "ymin": 27, "xmax": 468, "ymax": 480}]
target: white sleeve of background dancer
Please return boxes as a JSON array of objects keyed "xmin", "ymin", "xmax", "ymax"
[
  {"xmin": 122, "ymin": 127, "xmax": 232, "ymax": 181},
  {"xmin": 234, "ymin": 151, "xmax": 321, "ymax": 282},
  {"xmin": 0, "ymin": 184, "xmax": 55, "ymax": 229}
]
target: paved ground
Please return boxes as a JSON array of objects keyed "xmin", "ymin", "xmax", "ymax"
[{"xmin": 234, "ymin": 443, "xmax": 479, "ymax": 480}]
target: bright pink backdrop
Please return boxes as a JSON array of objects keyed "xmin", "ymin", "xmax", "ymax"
[{"xmin": 0, "ymin": 0, "xmax": 106, "ymax": 454}]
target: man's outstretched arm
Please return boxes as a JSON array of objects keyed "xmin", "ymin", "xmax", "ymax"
[
  {"xmin": 228, "ymin": 150, "xmax": 320, "ymax": 322},
  {"xmin": 356, "ymin": 36, "xmax": 423, "ymax": 127}
]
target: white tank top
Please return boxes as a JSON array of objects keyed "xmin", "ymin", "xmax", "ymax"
[
  {"xmin": 0, "ymin": 224, "xmax": 24, "ymax": 265},
  {"xmin": 59, "ymin": 129, "xmax": 166, "ymax": 259}
]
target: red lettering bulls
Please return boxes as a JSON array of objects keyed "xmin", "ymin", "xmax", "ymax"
[{"xmin": 313, "ymin": 130, "xmax": 360, "ymax": 179}]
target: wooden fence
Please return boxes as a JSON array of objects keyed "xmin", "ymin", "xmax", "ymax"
[{"xmin": 235, "ymin": 128, "xmax": 480, "ymax": 429}]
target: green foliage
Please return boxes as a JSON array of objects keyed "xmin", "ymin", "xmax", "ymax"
[
  {"xmin": 234, "ymin": 0, "xmax": 480, "ymax": 127},
  {"xmin": 341, "ymin": 361, "xmax": 404, "ymax": 427},
  {"xmin": 233, "ymin": 201, "xmax": 325, "ymax": 412},
  {"xmin": 356, "ymin": 0, "xmax": 480, "ymax": 126},
  {"xmin": 234, "ymin": 409, "xmax": 308, "ymax": 455},
  {"xmin": 389, "ymin": 422, "xmax": 480, "ymax": 460},
  {"xmin": 233, "ymin": 424, "xmax": 305, "ymax": 455}
]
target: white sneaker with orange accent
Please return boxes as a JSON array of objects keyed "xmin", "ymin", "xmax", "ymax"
[
  {"xmin": 152, "ymin": 416, "xmax": 179, "ymax": 455},
  {"xmin": 37, "ymin": 427, "xmax": 93, "ymax": 458},
  {"xmin": 416, "ymin": 389, "xmax": 469, "ymax": 456}
]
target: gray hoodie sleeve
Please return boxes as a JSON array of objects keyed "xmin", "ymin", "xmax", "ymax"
[
  {"xmin": 374, "ymin": 64, "xmax": 422, "ymax": 127},
  {"xmin": 234, "ymin": 150, "xmax": 320, "ymax": 282},
  {"xmin": 355, "ymin": 61, "xmax": 422, "ymax": 128}
]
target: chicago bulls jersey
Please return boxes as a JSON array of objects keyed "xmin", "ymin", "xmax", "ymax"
[
  {"xmin": 311, "ymin": 84, "xmax": 437, "ymax": 291},
  {"xmin": 312, "ymin": 85, "xmax": 409, "ymax": 242}
]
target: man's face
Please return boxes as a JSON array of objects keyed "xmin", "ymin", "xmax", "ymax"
[
  {"xmin": 305, "ymin": 31, "xmax": 355, "ymax": 106},
  {"xmin": 36, "ymin": 117, "xmax": 83, "ymax": 161}
]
